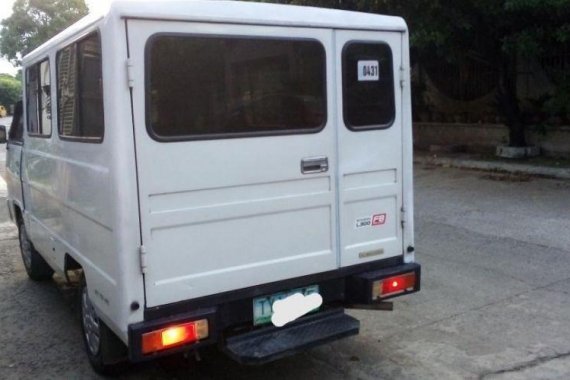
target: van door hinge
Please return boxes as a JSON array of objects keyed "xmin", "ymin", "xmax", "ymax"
[
  {"xmin": 126, "ymin": 58, "xmax": 134, "ymax": 88},
  {"xmin": 400, "ymin": 207, "xmax": 406, "ymax": 229},
  {"xmin": 399, "ymin": 66, "xmax": 405, "ymax": 89},
  {"xmin": 139, "ymin": 245, "xmax": 147, "ymax": 274}
]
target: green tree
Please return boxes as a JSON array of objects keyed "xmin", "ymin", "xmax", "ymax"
[
  {"xmin": 251, "ymin": 0, "xmax": 570, "ymax": 147},
  {"xmin": 0, "ymin": 74, "xmax": 22, "ymax": 109},
  {"xmin": 0, "ymin": 0, "xmax": 88, "ymax": 64},
  {"xmin": 397, "ymin": 0, "xmax": 570, "ymax": 147}
]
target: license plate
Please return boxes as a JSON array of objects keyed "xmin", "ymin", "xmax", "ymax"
[{"xmin": 253, "ymin": 285, "xmax": 320, "ymax": 326}]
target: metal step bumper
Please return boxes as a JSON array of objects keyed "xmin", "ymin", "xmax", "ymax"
[{"xmin": 223, "ymin": 309, "xmax": 359, "ymax": 365}]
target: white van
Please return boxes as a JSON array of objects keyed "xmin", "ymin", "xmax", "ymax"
[{"xmin": 3, "ymin": 0, "xmax": 420, "ymax": 374}]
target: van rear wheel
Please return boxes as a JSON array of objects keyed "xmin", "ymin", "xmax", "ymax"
[
  {"xmin": 18, "ymin": 220, "xmax": 53, "ymax": 281},
  {"xmin": 79, "ymin": 275, "xmax": 128, "ymax": 375}
]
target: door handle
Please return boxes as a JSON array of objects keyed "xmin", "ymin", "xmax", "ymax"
[{"xmin": 301, "ymin": 156, "xmax": 328, "ymax": 174}]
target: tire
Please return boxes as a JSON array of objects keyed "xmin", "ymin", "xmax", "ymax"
[
  {"xmin": 18, "ymin": 220, "xmax": 54, "ymax": 281},
  {"xmin": 79, "ymin": 275, "xmax": 128, "ymax": 375}
]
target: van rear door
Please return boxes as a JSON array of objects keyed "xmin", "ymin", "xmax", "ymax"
[
  {"xmin": 335, "ymin": 31, "xmax": 404, "ymax": 267},
  {"xmin": 127, "ymin": 20, "xmax": 339, "ymax": 307}
]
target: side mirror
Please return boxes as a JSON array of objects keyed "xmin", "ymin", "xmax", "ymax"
[{"xmin": 0, "ymin": 125, "xmax": 7, "ymax": 144}]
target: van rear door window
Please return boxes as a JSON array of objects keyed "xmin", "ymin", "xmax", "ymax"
[
  {"xmin": 342, "ymin": 42, "xmax": 395, "ymax": 130},
  {"xmin": 147, "ymin": 35, "xmax": 326, "ymax": 140}
]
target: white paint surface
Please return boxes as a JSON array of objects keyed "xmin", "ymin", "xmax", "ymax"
[{"xmin": 8, "ymin": 0, "xmax": 415, "ymax": 343}]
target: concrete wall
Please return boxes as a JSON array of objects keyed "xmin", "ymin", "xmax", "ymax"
[{"xmin": 413, "ymin": 123, "xmax": 570, "ymax": 158}]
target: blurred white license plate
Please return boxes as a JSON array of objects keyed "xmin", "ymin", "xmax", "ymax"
[{"xmin": 253, "ymin": 284, "xmax": 319, "ymax": 326}]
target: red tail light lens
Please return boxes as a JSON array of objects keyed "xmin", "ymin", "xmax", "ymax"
[
  {"xmin": 142, "ymin": 319, "xmax": 209, "ymax": 355},
  {"xmin": 372, "ymin": 272, "xmax": 416, "ymax": 300}
]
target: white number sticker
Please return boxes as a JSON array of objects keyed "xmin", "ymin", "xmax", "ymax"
[{"xmin": 357, "ymin": 60, "xmax": 380, "ymax": 81}]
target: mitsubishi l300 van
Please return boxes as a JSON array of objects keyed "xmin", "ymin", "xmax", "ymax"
[{"xmin": 4, "ymin": 0, "xmax": 420, "ymax": 374}]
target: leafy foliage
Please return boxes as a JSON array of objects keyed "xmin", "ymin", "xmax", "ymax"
[
  {"xmin": 0, "ymin": 0, "xmax": 88, "ymax": 64},
  {"xmin": 0, "ymin": 74, "xmax": 22, "ymax": 109}
]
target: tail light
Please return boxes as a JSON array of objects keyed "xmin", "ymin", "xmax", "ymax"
[
  {"xmin": 142, "ymin": 319, "xmax": 209, "ymax": 355},
  {"xmin": 372, "ymin": 272, "xmax": 416, "ymax": 300}
]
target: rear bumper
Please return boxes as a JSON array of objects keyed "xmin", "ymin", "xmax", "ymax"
[
  {"xmin": 346, "ymin": 262, "xmax": 421, "ymax": 303},
  {"xmin": 128, "ymin": 258, "xmax": 421, "ymax": 362},
  {"xmin": 224, "ymin": 308, "xmax": 359, "ymax": 365}
]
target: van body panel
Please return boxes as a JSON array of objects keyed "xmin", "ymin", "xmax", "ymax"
[
  {"xmin": 127, "ymin": 20, "xmax": 406, "ymax": 308},
  {"xmin": 127, "ymin": 20, "xmax": 339, "ymax": 307},
  {"xmin": 400, "ymin": 30, "xmax": 416, "ymax": 264},
  {"xmin": 6, "ymin": 143, "xmax": 23, "ymax": 213},
  {"xmin": 100, "ymin": 15, "xmax": 147, "ymax": 336},
  {"xmin": 335, "ymin": 30, "xmax": 404, "ymax": 267},
  {"xmin": 18, "ymin": 29, "xmax": 124, "ymax": 337}
]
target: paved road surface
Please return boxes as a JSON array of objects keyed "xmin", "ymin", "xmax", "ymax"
[{"xmin": 0, "ymin": 165, "xmax": 569, "ymax": 379}]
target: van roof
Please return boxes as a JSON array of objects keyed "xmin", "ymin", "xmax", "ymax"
[
  {"xmin": 110, "ymin": 0, "xmax": 407, "ymax": 30},
  {"xmin": 23, "ymin": 0, "xmax": 407, "ymax": 64}
]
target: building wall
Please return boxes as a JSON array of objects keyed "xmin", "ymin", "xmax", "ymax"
[{"xmin": 414, "ymin": 123, "xmax": 570, "ymax": 158}]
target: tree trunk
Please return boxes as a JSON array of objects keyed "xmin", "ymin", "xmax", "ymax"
[{"xmin": 497, "ymin": 51, "xmax": 527, "ymax": 147}]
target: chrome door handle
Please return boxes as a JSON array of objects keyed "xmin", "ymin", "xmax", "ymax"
[{"xmin": 301, "ymin": 156, "xmax": 328, "ymax": 174}]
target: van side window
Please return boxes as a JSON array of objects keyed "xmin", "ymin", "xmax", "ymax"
[
  {"xmin": 342, "ymin": 42, "xmax": 395, "ymax": 130},
  {"xmin": 25, "ymin": 67, "xmax": 39, "ymax": 135},
  {"xmin": 26, "ymin": 59, "xmax": 52, "ymax": 137},
  {"xmin": 147, "ymin": 35, "xmax": 326, "ymax": 141},
  {"xmin": 57, "ymin": 32, "xmax": 104, "ymax": 142}
]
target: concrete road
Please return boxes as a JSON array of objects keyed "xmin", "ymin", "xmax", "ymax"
[{"xmin": 0, "ymin": 165, "xmax": 569, "ymax": 379}]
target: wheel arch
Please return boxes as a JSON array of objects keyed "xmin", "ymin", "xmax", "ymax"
[{"xmin": 65, "ymin": 253, "xmax": 83, "ymax": 272}]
